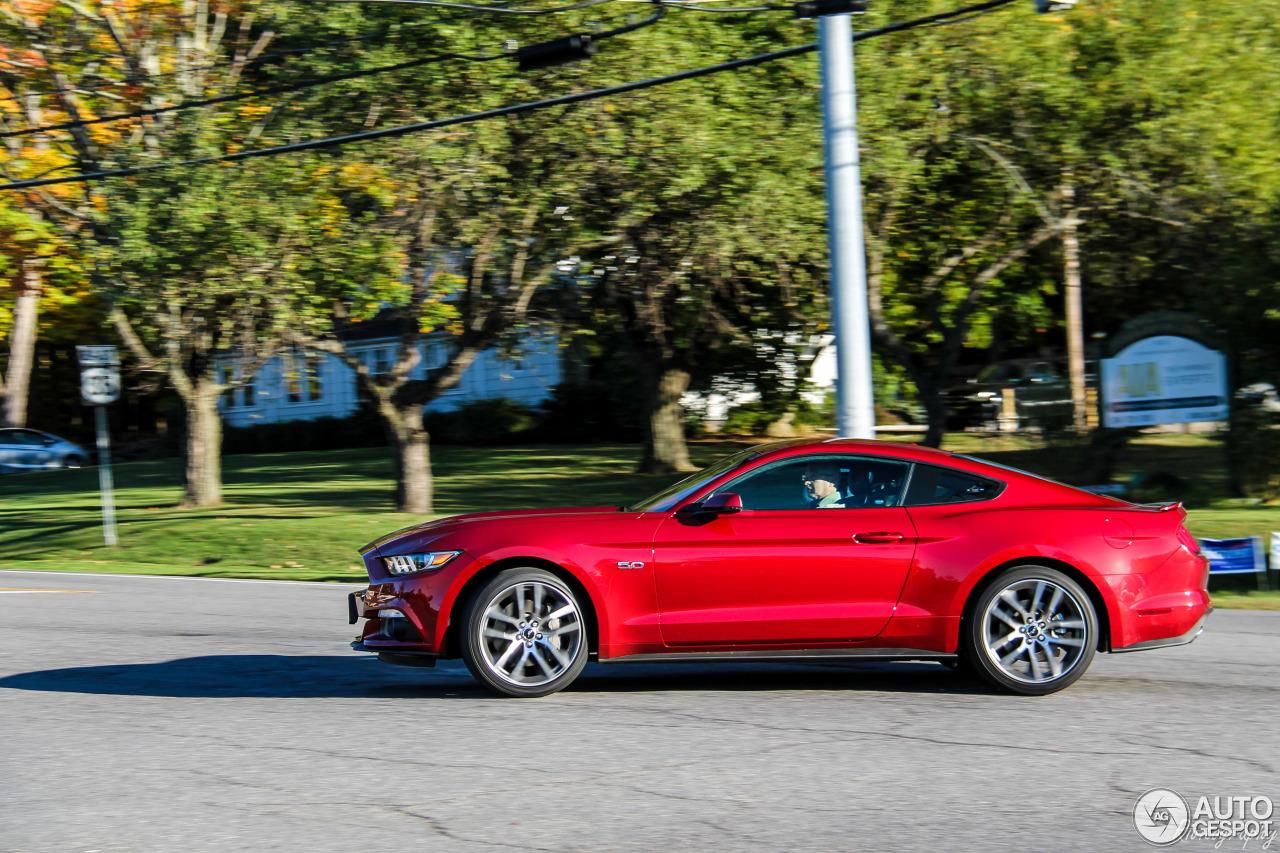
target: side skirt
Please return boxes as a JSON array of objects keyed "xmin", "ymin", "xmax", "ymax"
[{"xmin": 599, "ymin": 647, "xmax": 958, "ymax": 665}]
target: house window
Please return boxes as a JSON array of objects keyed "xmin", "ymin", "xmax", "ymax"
[
  {"xmin": 220, "ymin": 365, "xmax": 236, "ymax": 407},
  {"xmin": 219, "ymin": 363, "xmax": 259, "ymax": 408},
  {"xmin": 284, "ymin": 350, "xmax": 324, "ymax": 403},
  {"xmin": 374, "ymin": 349, "xmax": 391, "ymax": 376},
  {"xmin": 285, "ymin": 351, "xmax": 303, "ymax": 403},
  {"xmin": 306, "ymin": 356, "xmax": 323, "ymax": 401}
]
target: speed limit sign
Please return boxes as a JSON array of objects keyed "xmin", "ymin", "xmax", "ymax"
[{"xmin": 81, "ymin": 367, "xmax": 121, "ymax": 405}]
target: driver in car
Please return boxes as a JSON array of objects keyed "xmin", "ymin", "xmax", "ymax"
[{"xmin": 803, "ymin": 461, "xmax": 846, "ymax": 509}]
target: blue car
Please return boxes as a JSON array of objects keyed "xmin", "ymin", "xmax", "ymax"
[{"xmin": 0, "ymin": 428, "xmax": 89, "ymax": 473}]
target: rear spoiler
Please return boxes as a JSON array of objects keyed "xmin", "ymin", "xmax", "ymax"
[{"xmin": 1136, "ymin": 500, "xmax": 1187, "ymax": 521}]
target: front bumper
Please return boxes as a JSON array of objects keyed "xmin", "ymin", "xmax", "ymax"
[
  {"xmin": 350, "ymin": 641, "xmax": 438, "ymax": 668},
  {"xmin": 347, "ymin": 555, "xmax": 467, "ymax": 654}
]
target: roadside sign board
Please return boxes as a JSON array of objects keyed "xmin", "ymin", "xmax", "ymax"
[
  {"xmin": 80, "ymin": 367, "xmax": 122, "ymax": 406},
  {"xmin": 74, "ymin": 346, "xmax": 121, "ymax": 545},
  {"xmin": 76, "ymin": 345, "xmax": 120, "ymax": 367},
  {"xmin": 76, "ymin": 345, "xmax": 121, "ymax": 406},
  {"xmin": 1101, "ymin": 335, "xmax": 1228, "ymax": 428},
  {"xmin": 1200, "ymin": 536, "xmax": 1265, "ymax": 574}
]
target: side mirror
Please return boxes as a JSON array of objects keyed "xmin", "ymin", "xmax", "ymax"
[{"xmin": 697, "ymin": 492, "xmax": 743, "ymax": 515}]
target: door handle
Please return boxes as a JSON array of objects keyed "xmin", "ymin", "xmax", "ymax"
[{"xmin": 854, "ymin": 531, "xmax": 904, "ymax": 544}]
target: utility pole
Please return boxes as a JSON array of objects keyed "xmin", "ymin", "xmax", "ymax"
[
  {"xmin": 817, "ymin": 9, "xmax": 875, "ymax": 439},
  {"xmin": 1061, "ymin": 177, "xmax": 1087, "ymax": 430},
  {"xmin": 803, "ymin": 0, "xmax": 1080, "ymax": 438}
]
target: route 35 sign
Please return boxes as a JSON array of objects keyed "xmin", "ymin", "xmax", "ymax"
[
  {"xmin": 76, "ymin": 345, "xmax": 121, "ymax": 406},
  {"xmin": 81, "ymin": 367, "xmax": 121, "ymax": 405}
]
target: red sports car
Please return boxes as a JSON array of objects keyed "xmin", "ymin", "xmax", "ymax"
[{"xmin": 348, "ymin": 439, "xmax": 1211, "ymax": 697}]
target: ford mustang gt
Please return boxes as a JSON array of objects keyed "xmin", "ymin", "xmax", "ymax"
[{"xmin": 348, "ymin": 439, "xmax": 1211, "ymax": 697}]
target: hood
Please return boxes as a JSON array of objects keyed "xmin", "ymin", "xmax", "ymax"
[{"xmin": 358, "ymin": 505, "xmax": 621, "ymax": 555}]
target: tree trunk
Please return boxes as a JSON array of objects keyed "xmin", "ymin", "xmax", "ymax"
[
  {"xmin": 640, "ymin": 366, "xmax": 694, "ymax": 474},
  {"xmin": 919, "ymin": 380, "xmax": 948, "ymax": 449},
  {"xmin": 1082, "ymin": 427, "xmax": 1136, "ymax": 486},
  {"xmin": 1061, "ymin": 179, "xmax": 1088, "ymax": 432},
  {"xmin": 181, "ymin": 384, "xmax": 223, "ymax": 508},
  {"xmin": 384, "ymin": 402, "xmax": 433, "ymax": 514},
  {"xmin": 3, "ymin": 262, "xmax": 42, "ymax": 428}
]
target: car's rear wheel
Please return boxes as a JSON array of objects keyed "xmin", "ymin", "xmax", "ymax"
[
  {"xmin": 964, "ymin": 565, "xmax": 1098, "ymax": 696},
  {"xmin": 461, "ymin": 568, "xmax": 587, "ymax": 698}
]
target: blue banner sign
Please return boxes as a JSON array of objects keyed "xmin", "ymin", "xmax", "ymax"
[{"xmin": 1199, "ymin": 536, "xmax": 1265, "ymax": 574}]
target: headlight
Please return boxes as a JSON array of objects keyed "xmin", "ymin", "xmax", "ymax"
[{"xmin": 383, "ymin": 551, "xmax": 463, "ymax": 576}]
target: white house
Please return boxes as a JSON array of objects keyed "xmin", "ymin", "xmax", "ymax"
[
  {"xmin": 218, "ymin": 333, "xmax": 562, "ymax": 427},
  {"xmin": 683, "ymin": 334, "xmax": 836, "ymax": 428}
]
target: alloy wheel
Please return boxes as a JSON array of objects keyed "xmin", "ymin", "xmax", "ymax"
[
  {"xmin": 979, "ymin": 577, "xmax": 1091, "ymax": 686},
  {"xmin": 476, "ymin": 578, "xmax": 584, "ymax": 689}
]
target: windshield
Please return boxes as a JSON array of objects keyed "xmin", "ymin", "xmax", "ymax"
[
  {"xmin": 627, "ymin": 448, "xmax": 762, "ymax": 512},
  {"xmin": 975, "ymin": 363, "xmax": 1025, "ymax": 384}
]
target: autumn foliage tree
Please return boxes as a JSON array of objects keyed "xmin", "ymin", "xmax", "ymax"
[{"xmin": 1, "ymin": 0, "xmax": 397, "ymax": 506}]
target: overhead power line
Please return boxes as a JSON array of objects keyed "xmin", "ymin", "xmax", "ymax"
[
  {"xmin": 0, "ymin": 5, "xmax": 513, "ymax": 106},
  {"xmin": 0, "ymin": 0, "xmax": 1018, "ymax": 193},
  {"xmin": 658, "ymin": 3, "xmax": 791, "ymax": 12},
  {"xmin": 288, "ymin": 0, "xmax": 621, "ymax": 13},
  {"xmin": 0, "ymin": 52, "xmax": 497, "ymax": 140},
  {"xmin": 2, "ymin": 6, "xmax": 664, "ymax": 138}
]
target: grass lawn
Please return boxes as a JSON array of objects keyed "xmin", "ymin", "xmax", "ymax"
[
  {"xmin": 2, "ymin": 435, "xmax": 1277, "ymax": 608},
  {"xmin": 0, "ymin": 444, "xmax": 742, "ymax": 583}
]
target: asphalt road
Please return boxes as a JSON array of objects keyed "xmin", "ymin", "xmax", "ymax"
[{"xmin": 1, "ymin": 569, "xmax": 1276, "ymax": 853}]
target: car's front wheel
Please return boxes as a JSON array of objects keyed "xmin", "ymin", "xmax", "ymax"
[
  {"xmin": 461, "ymin": 568, "xmax": 588, "ymax": 698},
  {"xmin": 62, "ymin": 455, "xmax": 86, "ymax": 469},
  {"xmin": 963, "ymin": 565, "xmax": 1098, "ymax": 696}
]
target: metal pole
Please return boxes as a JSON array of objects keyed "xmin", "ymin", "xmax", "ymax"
[
  {"xmin": 94, "ymin": 405, "xmax": 118, "ymax": 546},
  {"xmin": 819, "ymin": 13, "xmax": 876, "ymax": 439}
]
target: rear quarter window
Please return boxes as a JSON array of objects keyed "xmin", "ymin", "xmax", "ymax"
[{"xmin": 905, "ymin": 464, "xmax": 1005, "ymax": 506}]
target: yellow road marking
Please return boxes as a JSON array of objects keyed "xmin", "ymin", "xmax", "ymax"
[{"xmin": 0, "ymin": 587, "xmax": 102, "ymax": 594}]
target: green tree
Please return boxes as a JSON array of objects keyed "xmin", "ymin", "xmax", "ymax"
[
  {"xmin": 102, "ymin": 156, "xmax": 398, "ymax": 506},
  {"xmin": 558, "ymin": 15, "xmax": 830, "ymax": 472},
  {"xmin": 2, "ymin": 0, "xmax": 401, "ymax": 505},
  {"xmin": 850, "ymin": 0, "xmax": 1280, "ymax": 446},
  {"xmin": 286, "ymin": 124, "xmax": 597, "ymax": 513}
]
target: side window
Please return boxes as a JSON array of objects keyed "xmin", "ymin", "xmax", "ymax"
[
  {"xmin": 11, "ymin": 430, "xmax": 46, "ymax": 446},
  {"xmin": 720, "ymin": 456, "xmax": 910, "ymax": 511},
  {"xmin": 904, "ymin": 464, "xmax": 1004, "ymax": 506},
  {"xmin": 1027, "ymin": 362, "xmax": 1060, "ymax": 382}
]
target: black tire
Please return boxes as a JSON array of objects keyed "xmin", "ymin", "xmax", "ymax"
[
  {"xmin": 62, "ymin": 455, "xmax": 86, "ymax": 469},
  {"xmin": 460, "ymin": 568, "xmax": 588, "ymax": 698},
  {"xmin": 963, "ymin": 565, "xmax": 1098, "ymax": 696}
]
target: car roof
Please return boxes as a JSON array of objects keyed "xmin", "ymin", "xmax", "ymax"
[
  {"xmin": 744, "ymin": 437, "xmax": 1069, "ymax": 484},
  {"xmin": 745, "ymin": 437, "xmax": 958, "ymax": 465},
  {"xmin": 736, "ymin": 437, "xmax": 1107, "ymax": 503}
]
